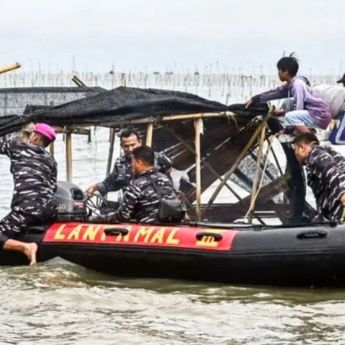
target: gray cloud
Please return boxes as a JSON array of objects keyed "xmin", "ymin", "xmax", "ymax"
[{"xmin": 1, "ymin": 0, "xmax": 344, "ymax": 74}]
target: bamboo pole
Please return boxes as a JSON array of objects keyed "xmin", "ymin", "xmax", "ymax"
[
  {"xmin": 106, "ymin": 128, "xmax": 116, "ymax": 177},
  {"xmin": 72, "ymin": 75, "xmax": 87, "ymax": 87},
  {"xmin": 204, "ymin": 122, "xmax": 265, "ymax": 212},
  {"xmin": 0, "ymin": 62, "xmax": 21, "ymax": 75},
  {"xmin": 247, "ymin": 124, "xmax": 266, "ymax": 223},
  {"xmin": 46, "ymin": 112, "xmax": 234, "ymax": 130},
  {"xmin": 65, "ymin": 130, "xmax": 73, "ymax": 182},
  {"xmin": 49, "ymin": 142, "xmax": 55, "ymax": 157},
  {"xmin": 244, "ymin": 133, "xmax": 276, "ymax": 222},
  {"xmin": 98, "ymin": 112, "xmax": 233, "ymax": 127},
  {"xmin": 161, "ymin": 112, "xmax": 233, "ymax": 122},
  {"xmin": 145, "ymin": 123, "xmax": 154, "ymax": 146},
  {"xmin": 194, "ymin": 118, "xmax": 202, "ymax": 221}
]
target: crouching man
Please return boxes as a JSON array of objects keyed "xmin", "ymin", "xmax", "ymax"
[
  {"xmin": 292, "ymin": 132, "xmax": 345, "ymax": 223},
  {"xmin": 0, "ymin": 123, "xmax": 57, "ymax": 265},
  {"xmin": 104, "ymin": 146, "xmax": 184, "ymax": 223}
]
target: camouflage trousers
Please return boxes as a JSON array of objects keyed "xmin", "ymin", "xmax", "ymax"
[{"xmin": 0, "ymin": 207, "xmax": 37, "ymax": 245}]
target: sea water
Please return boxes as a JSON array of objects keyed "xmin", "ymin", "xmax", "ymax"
[{"xmin": 1, "ymin": 93, "xmax": 345, "ymax": 344}]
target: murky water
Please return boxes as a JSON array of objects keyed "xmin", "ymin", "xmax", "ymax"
[
  {"xmin": 2, "ymin": 258, "xmax": 345, "ymax": 345},
  {"xmin": 1, "ymin": 130, "xmax": 345, "ymax": 344}
]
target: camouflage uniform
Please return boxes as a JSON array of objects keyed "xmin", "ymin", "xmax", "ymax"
[
  {"xmin": 0, "ymin": 137, "xmax": 57, "ymax": 244},
  {"xmin": 113, "ymin": 168, "xmax": 177, "ymax": 223},
  {"xmin": 306, "ymin": 145, "xmax": 345, "ymax": 222},
  {"xmin": 97, "ymin": 152, "xmax": 172, "ymax": 195}
]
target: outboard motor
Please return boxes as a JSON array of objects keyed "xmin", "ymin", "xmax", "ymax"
[{"xmin": 55, "ymin": 181, "xmax": 87, "ymax": 221}]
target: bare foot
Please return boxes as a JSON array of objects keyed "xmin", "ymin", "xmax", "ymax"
[{"xmin": 24, "ymin": 243, "xmax": 38, "ymax": 265}]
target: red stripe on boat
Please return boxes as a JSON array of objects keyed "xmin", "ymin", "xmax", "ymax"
[{"xmin": 43, "ymin": 222, "xmax": 238, "ymax": 251}]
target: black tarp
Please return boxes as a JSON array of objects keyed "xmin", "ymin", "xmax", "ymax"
[
  {"xmin": 0, "ymin": 86, "xmax": 103, "ymax": 116},
  {"xmin": 0, "ymin": 85, "xmax": 306, "ymax": 223},
  {"xmin": 0, "ymin": 86, "xmax": 268, "ymax": 136}
]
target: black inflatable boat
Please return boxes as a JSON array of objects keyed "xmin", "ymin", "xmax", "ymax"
[
  {"xmin": 1, "ymin": 179, "xmax": 344, "ymax": 289},
  {"xmin": 2, "ymin": 218, "xmax": 345, "ymax": 287},
  {"xmin": 0, "ymin": 87, "xmax": 342, "ymax": 287}
]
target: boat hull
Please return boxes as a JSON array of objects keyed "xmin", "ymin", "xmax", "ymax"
[{"xmin": 2, "ymin": 221, "xmax": 345, "ymax": 287}]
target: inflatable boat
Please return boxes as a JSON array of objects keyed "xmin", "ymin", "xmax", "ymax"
[
  {"xmin": 1, "ymin": 86, "xmax": 341, "ymax": 287},
  {"xmin": 0, "ymin": 182, "xmax": 343, "ymax": 288},
  {"xmin": 2, "ymin": 215, "xmax": 345, "ymax": 287}
]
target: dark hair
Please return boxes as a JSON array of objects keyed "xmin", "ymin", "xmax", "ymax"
[
  {"xmin": 41, "ymin": 136, "xmax": 51, "ymax": 148},
  {"xmin": 277, "ymin": 54, "xmax": 299, "ymax": 77},
  {"xmin": 35, "ymin": 133, "xmax": 51, "ymax": 148},
  {"xmin": 119, "ymin": 128, "xmax": 141, "ymax": 142},
  {"xmin": 292, "ymin": 132, "xmax": 319, "ymax": 146},
  {"xmin": 299, "ymin": 76, "xmax": 311, "ymax": 86},
  {"xmin": 132, "ymin": 146, "xmax": 154, "ymax": 166}
]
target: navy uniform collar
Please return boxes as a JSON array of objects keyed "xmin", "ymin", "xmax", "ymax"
[{"xmin": 136, "ymin": 167, "xmax": 156, "ymax": 178}]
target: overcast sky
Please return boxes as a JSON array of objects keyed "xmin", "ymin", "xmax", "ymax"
[{"xmin": 1, "ymin": 0, "xmax": 345, "ymax": 74}]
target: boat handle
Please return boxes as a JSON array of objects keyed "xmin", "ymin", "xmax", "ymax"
[
  {"xmin": 104, "ymin": 228, "xmax": 129, "ymax": 236},
  {"xmin": 297, "ymin": 230, "xmax": 327, "ymax": 240},
  {"xmin": 196, "ymin": 232, "xmax": 223, "ymax": 241}
]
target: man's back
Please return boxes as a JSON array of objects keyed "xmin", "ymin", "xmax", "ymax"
[
  {"xmin": 117, "ymin": 169, "xmax": 176, "ymax": 223},
  {"xmin": 312, "ymin": 85, "xmax": 345, "ymax": 118},
  {"xmin": 0, "ymin": 137, "xmax": 57, "ymax": 213},
  {"xmin": 306, "ymin": 145, "xmax": 345, "ymax": 220}
]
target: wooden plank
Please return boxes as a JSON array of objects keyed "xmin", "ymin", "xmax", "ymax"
[
  {"xmin": 247, "ymin": 124, "xmax": 266, "ymax": 223},
  {"xmin": 55, "ymin": 127, "xmax": 91, "ymax": 136},
  {"xmin": 65, "ymin": 130, "xmax": 73, "ymax": 182},
  {"xmin": 0, "ymin": 62, "xmax": 21, "ymax": 74},
  {"xmin": 106, "ymin": 128, "xmax": 116, "ymax": 177},
  {"xmin": 145, "ymin": 123, "xmax": 154, "ymax": 146},
  {"xmin": 49, "ymin": 142, "xmax": 54, "ymax": 157},
  {"xmin": 64, "ymin": 112, "xmax": 236, "ymax": 128},
  {"xmin": 194, "ymin": 118, "xmax": 202, "ymax": 221}
]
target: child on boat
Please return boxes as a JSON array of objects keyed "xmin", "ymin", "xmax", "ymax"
[{"xmin": 246, "ymin": 55, "xmax": 331, "ymax": 135}]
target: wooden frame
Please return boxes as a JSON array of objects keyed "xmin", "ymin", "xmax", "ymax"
[
  {"xmin": 0, "ymin": 62, "xmax": 21, "ymax": 75},
  {"xmin": 61, "ymin": 111, "xmax": 284, "ymax": 223}
]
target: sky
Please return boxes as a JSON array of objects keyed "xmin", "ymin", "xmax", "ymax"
[{"xmin": 1, "ymin": 0, "xmax": 345, "ymax": 75}]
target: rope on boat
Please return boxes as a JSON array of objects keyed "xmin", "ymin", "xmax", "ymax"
[{"xmin": 223, "ymin": 111, "xmax": 238, "ymax": 130}]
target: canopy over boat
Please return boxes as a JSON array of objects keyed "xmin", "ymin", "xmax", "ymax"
[{"xmin": 0, "ymin": 86, "xmax": 267, "ymax": 134}]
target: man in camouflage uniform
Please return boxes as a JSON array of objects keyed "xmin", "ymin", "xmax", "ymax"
[
  {"xmin": 104, "ymin": 146, "xmax": 180, "ymax": 223},
  {"xmin": 85, "ymin": 129, "xmax": 171, "ymax": 196},
  {"xmin": 0, "ymin": 123, "xmax": 57, "ymax": 265},
  {"xmin": 293, "ymin": 132, "xmax": 345, "ymax": 222}
]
